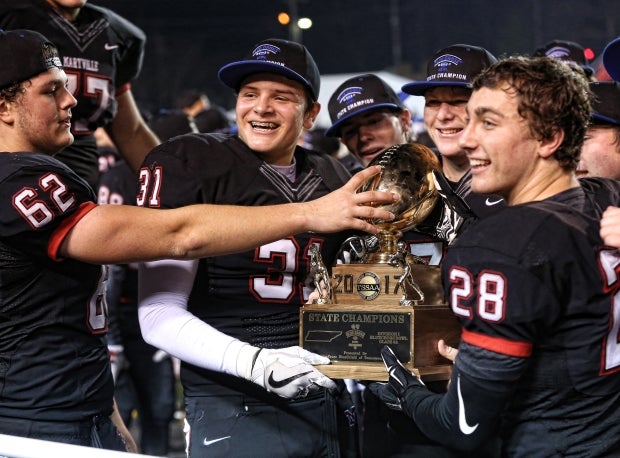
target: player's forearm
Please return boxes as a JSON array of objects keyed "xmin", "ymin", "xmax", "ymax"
[
  {"xmin": 158, "ymin": 165, "xmax": 396, "ymax": 259},
  {"xmin": 178, "ymin": 164, "xmax": 398, "ymax": 258},
  {"xmin": 137, "ymin": 260, "xmax": 250, "ymax": 375},
  {"xmin": 59, "ymin": 203, "xmax": 302, "ymax": 263},
  {"xmin": 59, "ymin": 166, "xmax": 396, "ymax": 264},
  {"xmin": 107, "ymin": 89, "xmax": 160, "ymax": 172},
  {"xmin": 402, "ymin": 366, "xmax": 508, "ymax": 451},
  {"xmin": 138, "ymin": 297, "xmax": 241, "ymax": 374}
]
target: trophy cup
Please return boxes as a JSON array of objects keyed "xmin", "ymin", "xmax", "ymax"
[{"xmin": 300, "ymin": 143, "xmax": 461, "ymax": 381}]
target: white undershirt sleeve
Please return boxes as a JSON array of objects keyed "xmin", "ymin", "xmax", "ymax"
[{"xmin": 137, "ymin": 259, "xmax": 247, "ymax": 376}]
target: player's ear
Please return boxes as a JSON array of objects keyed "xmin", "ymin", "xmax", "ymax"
[
  {"xmin": 538, "ymin": 128, "xmax": 565, "ymax": 159},
  {"xmin": 303, "ymin": 101, "xmax": 321, "ymax": 130},
  {"xmin": 0, "ymin": 97, "xmax": 15, "ymax": 124},
  {"xmin": 399, "ymin": 109, "xmax": 412, "ymax": 131}
]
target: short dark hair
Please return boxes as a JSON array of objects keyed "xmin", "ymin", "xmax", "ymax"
[{"xmin": 472, "ymin": 56, "xmax": 592, "ymax": 171}]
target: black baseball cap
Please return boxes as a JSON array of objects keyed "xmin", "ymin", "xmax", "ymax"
[
  {"xmin": 533, "ymin": 40, "xmax": 594, "ymax": 76},
  {"xmin": 325, "ymin": 73, "xmax": 405, "ymax": 137},
  {"xmin": 589, "ymin": 81, "xmax": 620, "ymax": 126},
  {"xmin": 218, "ymin": 38, "xmax": 320, "ymax": 101},
  {"xmin": 603, "ymin": 36, "xmax": 620, "ymax": 82},
  {"xmin": 0, "ymin": 29, "xmax": 62, "ymax": 90},
  {"xmin": 402, "ymin": 44, "xmax": 497, "ymax": 96}
]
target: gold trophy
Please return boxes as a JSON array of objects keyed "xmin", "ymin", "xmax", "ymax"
[{"xmin": 300, "ymin": 143, "xmax": 461, "ymax": 381}]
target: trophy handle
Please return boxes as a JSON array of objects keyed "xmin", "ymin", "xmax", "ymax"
[
  {"xmin": 388, "ymin": 241, "xmax": 426, "ymax": 306},
  {"xmin": 309, "ymin": 244, "xmax": 332, "ymax": 304}
]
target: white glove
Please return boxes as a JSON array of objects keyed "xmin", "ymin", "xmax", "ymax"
[{"xmin": 236, "ymin": 344, "xmax": 337, "ymax": 399}]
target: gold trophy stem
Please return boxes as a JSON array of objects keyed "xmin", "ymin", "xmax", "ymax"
[{"xmin": 365, "ymin": 229, "xmax": 403, "ymax": 264}]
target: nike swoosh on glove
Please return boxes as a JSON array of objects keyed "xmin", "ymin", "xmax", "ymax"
[
  {"xmin": 369, "ymin": 345, "xmax": 426, "ymax": 411},
  {"xmin": 237, "ymin": 345, "xmax": 337, "ymax": 399}
]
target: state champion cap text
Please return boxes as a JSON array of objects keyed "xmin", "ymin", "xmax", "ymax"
[
  {"xmin": 326, "ymin": 73, "xmax": 405, "ymax": 137},
  {"xmin": 402, "ymin": 44, "xmax": 497, "ymax": 96}
]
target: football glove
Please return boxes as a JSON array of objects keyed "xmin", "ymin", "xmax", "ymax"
[
  {"xmin": 336, "ymin": 234, "xmax": 379, "ymax": 264},
  {"xmin": 369, "ymin": 345, "xmax": 426, "ymax": 411},
  {"xmin": 416, "ymin": 171, "xmax": 477, "ymax": 244},
  {"xmin": 236, "ymin": 344, "xmax": 337, "ymax": 399}
]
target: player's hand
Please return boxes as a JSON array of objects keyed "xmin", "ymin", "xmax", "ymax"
[
  {"xmin": 369, "ymin": 345, "xmax": 426, "ymax": 411},
  {"xmin": 438, "ymin": 339, "xmax": 458, "ymax": 363},
  {"xmin": 304, "ymin": 166, "xmax": 396, "ymax": 235},
  {"xmin": 600, "ymin": 206, "xmax": 620, "ymax": 248},
  {"xmin": 237, "ymin": 345, "xmax": 337, "ymax": 399}
]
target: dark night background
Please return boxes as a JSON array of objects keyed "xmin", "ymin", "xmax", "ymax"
[{"xmin": 96, "ymin": 0, "xmax": 620, "ymax": 114}]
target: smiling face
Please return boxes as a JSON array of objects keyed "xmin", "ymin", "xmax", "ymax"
[
  {"xmin": 458, "ymin": 85, "xmax": 544, "ymax": 204},
  {"xmin": 338, "ymin": 108, "xmax": 412, "ymax": 166},
  {"xmin": 577, "ymin": 125, "xmax": 620, "ymax": 180},
  {"xmin": 3, "ymin": 68, "xmax": 77, "ymax": 155},
  {"xmin": 235, "ymin": 73, "xmax": 320, "ymax": 166},
  {"xmin": 423, "ymin": 86, "xmax": 471, "ymax": 156}
]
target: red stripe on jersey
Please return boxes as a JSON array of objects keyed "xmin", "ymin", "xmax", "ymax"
[
  {"xmin": 115, "ymin": 82, "xmax": 131, "ymax": 96},
  {"xmin": 461, "ymin": 328, "xmax": 533, "ymax": 357},
  {"xmin": 47, "ymin": 202, "xmax": 98, "ymax": 261}
]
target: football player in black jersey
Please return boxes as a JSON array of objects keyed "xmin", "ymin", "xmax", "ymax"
[
  {"xmin": 327, "ymin": 74, "xmax": 447, "ymax": 267},
  {"xmin": 402, "ymin": 44, "xmax": 504, "ymax": 219},
  {"xmin": 326, "ymin": 73, "xmax": 416, "ymax": 168},
  {"xmin": 0, "ymin": 0, "xmax": 160, "ymax": 190},
  {"xmin": 0, "ymin": 30, "xmax": 396, "ymax": 452},
  {"xmin": 371, "ymin": 56, "xmax": 620, "ymax": 457},
  {"xmin": 136, "ymin": 38, "xmax": 375, "ymax": 457},
  {"xmin": 326, "ymin": 74, "xmax": 500, "ymax": 458}
]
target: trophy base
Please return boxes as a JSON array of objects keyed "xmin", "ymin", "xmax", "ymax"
[
  {"xmin": 300, "ymin": 302, "xmax": 460, "ymax": 381},
  {"xmin": 313, "ymin": 362, "xmax": 453, "ymax": 382}
]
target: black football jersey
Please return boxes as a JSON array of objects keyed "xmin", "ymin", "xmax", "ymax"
[
  {"xmin": 97, "ymin": 160, "xmax": 138, "ymax": 206},
  {"xmin": 0, "ymin": 0, "xmax": 146, "ymax": 188},
  {"xmin": 434, "ymin": 180, "xmax": 620, "ymax": 455},
  {"xmin": 139, "ymin": 133, "xmax": 354, "ymax": 392},
  {"xmin": 0, "ymin": 153, "xmax": 113, "ymax": 422},
  {"xmin": 450, "ymin": 168, "xmax": 505, "ymax": 218}
]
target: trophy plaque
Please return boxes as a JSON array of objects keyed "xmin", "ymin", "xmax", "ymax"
[{"xmin": 300, "ymin": 143, "xmax": 461, "ymax": 381}]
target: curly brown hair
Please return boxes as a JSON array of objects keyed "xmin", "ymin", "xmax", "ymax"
[
  {"xmin": 472, "ymin": 56, "xmax": 592, "ymax": 171},
  {"xmin": 0, "ymin": 81, "xmax": 26, "ymax": 103}
]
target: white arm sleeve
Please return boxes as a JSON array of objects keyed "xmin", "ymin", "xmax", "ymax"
[{"xmin": 137, "ymin": 259, "xmax": 247, "ymax": 376}]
